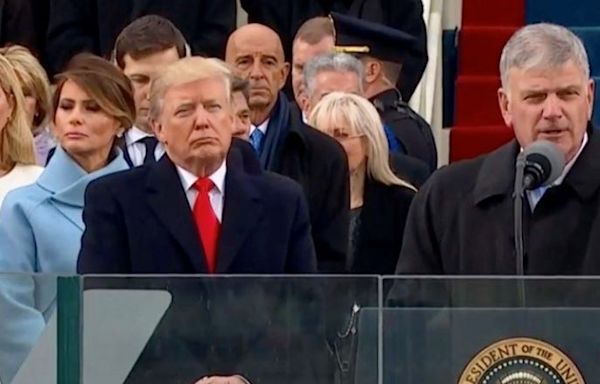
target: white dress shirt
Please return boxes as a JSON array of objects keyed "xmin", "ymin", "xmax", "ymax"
[
  {"xmin": 176, "ymin": 161, "xmax": 227, "ymax": 222},
  {"xmin": 301, "ymin": 110, "xmax": 309, "ymax": 125},
  {"xmin": 526, "ymin": 133, "xmax": 588, "ymax": 210},
  {"xmin": 249, "ymin": 118, "xmax": 269, "ymax": 137},
  {"xmin": 124, "ymin": 126, "xmax": 165, "ymax": 166}
]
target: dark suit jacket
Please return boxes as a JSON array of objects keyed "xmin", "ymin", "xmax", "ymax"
[
  {"xmin": 269, "ymin": 98, "xmax": 350, "ymax": 272},
  {"xmin": 77, "ymin": 146, "xmax": 317, "ymax": 274},
  {"xmin": 77, "ymin": 146, "xmax": 336, "ymax": 383},
  {"xmin": 351, "ymin": 177, "xmax": 415, "ymax": 275},
  {"xmin": 390, "ymin": 152, "xmax": 431, "ymax": 189},
  {"xmin": 45, "ymin": 0, "xmax": 236, "ymax": 75},
  {"xmin": 0, "ymin": 0, "xmax": 36, "ymax": 51}
]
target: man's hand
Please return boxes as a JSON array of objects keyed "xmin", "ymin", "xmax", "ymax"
[{"xmin": 194, "ymin": 375, "xmax": 250, "ymax": 384}]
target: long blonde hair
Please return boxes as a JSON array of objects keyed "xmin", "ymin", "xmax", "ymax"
[
  {"xmin": 309, "ymin": 92, "xmax": 415, "ymax": 190},
  {"xmin": 0, "ymin": 54, "xmax": 36, "ymax": 168},
  {"xmin": 0, "ymin": 45, "xmax": 52, "ymax": 130}
]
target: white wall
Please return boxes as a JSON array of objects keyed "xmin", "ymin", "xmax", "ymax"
[
  {"xmin": 237, "ymin": 0, "xmax": 248, "ymax": 27},
  {"xmin": 443, "ymin": 0, "xmax": 462, "ymax": 30}
]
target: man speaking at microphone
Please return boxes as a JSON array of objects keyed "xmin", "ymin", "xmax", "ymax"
[{"xmin": 396, "ymin": 23, "xmax": 600, "ymax": 275}]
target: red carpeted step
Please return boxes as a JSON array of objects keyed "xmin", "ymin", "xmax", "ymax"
[
  {"xmin": 454, "ymin": 76, "xmax": 504, "ymax": 126},
  {"xmin": 458, "ymin": 26, "xmax": 517, "ymax": 76},
  {"xmin": 449, "ymin": 125, "xmax": 514, "ymax": 163},
  {"xmin": 462, "ymin": 0, "xmax": 524, "ymax": 27}
]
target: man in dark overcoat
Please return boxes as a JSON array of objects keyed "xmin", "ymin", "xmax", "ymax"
[
  {"xmin": 397, "ymin": 23, "xmax": 600, "ymax": 279},
  {"xmin": 225, "ymin": 23, "xmax": 350, "ymax": 272}
]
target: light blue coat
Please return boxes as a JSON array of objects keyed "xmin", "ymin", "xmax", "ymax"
[{"xmin": 0, "ymin": 147, "xmax": 129, "ymax": 383}]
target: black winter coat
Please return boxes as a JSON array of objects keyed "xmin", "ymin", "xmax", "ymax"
[{"xmin": 46, "ymin": 0, "xmax": 236, "ymax": 74}]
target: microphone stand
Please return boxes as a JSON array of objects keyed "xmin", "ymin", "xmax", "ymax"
[{"xmin": 513, "ymin": 153, "xmax": 527, "ymax": 306}]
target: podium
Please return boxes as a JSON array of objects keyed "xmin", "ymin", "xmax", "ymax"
[
  {"xmin": 381, "ymin": 277, "xmax": 597, "ymax": 383},
  {"xmin": 3, "ymin": 275, "xmax": 599, "ymax": 383}
]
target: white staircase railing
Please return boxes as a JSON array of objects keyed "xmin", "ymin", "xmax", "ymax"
[{"xmin": 409, "ymin": 0, "xmax": 446, "ymax": 166}]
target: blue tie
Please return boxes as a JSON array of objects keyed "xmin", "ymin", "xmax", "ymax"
[
  {"xmin": 529, "ymin": 185, "xmax": 549, "ymax": 211},
  {"xmin": 139, "ymin": 136, "xmax": 158, "ymax": 165},
  {"xmin": 249, "ymin": 129, "xmax": 264, "ymax": 154}
]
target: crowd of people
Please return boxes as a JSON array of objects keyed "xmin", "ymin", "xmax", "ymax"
[{"xmin": 0, "ymin": 2, "xmax": 599, "ymax": 384}]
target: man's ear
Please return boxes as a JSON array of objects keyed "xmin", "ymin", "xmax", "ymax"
[
  {"xmin": 151, "ymin": 118, "xmax": 166, "ymax": 144},
  {"xmin": 497, "ymin": 87, "xmax": 513, "ymax": 128},
  {"xmin": 587, "ymin": 78, "xmax": 595, "ymax": 120},
  {"xmin": 364, "ymin": 60, "xmax": 380, "ymax": 84},
  {"xmin": 303, "ymin": 100, "xmax": 311, "ymax": 117},
  {"xmin": 279, "ymin": 62, "xmax": 291, "ymax": 89}
]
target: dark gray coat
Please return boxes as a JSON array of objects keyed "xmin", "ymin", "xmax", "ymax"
[{"xmin": 397, "ymin": 129, "xmax": 600, "ymax": 276}]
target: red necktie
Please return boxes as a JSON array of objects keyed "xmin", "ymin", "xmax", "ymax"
[{"xmin": 193, "ymin": 178, "xmax": 220, "ymax": 273}]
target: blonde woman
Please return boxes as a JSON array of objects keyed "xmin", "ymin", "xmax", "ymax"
[
  {"xmin": 0, "ymin": 54, "xmax": 42, "ymax": 206},
  {"xmin": 309, "ymin": 91, "xmax": 416, "ymax": 274},
  {"xmin": 0, "ymin": 45, "xmax": 54, "ymax": 165}
]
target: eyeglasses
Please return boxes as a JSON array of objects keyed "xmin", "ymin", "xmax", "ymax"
[{"xmin": 331, "ymin": 132, "xmax": 365, "ymax": 141}]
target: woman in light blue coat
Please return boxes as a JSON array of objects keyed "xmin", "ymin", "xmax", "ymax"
[{"xmin": 0, "ymin": 54, "xmax": 136, "ymax": 384}]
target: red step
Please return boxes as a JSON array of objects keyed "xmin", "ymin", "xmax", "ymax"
[
  {"xmin": 462, "ymin": 0, "xmax": 524, "ymax": 27},
  {"xmin": 458, "ymin": 26, "xmax": 517, "ymax": 76},
  {"xmin": 454, "ymin": 76, "xmax": 504, "ymax": 127},
  {"xmin": 450, "ymin": 125, "xmax": 514, "ymax": 163}
]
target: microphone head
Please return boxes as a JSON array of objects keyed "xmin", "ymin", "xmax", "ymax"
[{"xmin": 522, "ymin": 140, "xmax": 566, "ymax": 188}]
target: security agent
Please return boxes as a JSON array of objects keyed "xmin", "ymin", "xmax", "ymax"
[{"xmin": 330, "ymin": 12, "xmax": 438, "ymax": 172}]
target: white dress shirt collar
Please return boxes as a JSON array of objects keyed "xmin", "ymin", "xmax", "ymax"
[
  {"xmin": 175, "ymin": 160, "xmax": 227, "ymax": 221},
  {"xmin": 553, "ymin": 132, "xmax": 588, "ymax": 186},
  {"xmin": 302, "ymin": 110, "xmax": 309, "ymax": 124},
  {"xmin": 249, "ymin": 118, "xmax": 269, "ymax": 136},
  {"xmin": 177, "ymin": 161, "xmax": 226, "ymax": 194},
  {"xmin": 526, "ymin": 133, "xmax": 588, "ymax": 210},
  {"xmin": 125, "ymin": 125, "xmax": 154, "ymax": 145}
]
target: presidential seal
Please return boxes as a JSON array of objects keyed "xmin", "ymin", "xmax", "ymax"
[{"xmin": 458, "ymin": 337, "xmax": 584, "ymax": 384}]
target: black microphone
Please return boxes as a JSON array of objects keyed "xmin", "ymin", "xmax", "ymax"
[
  {"xmin": 521, "ymin": 140, "xmax": 566, "ymax": 190},
  {"xmin": 513, "ymin": 140, "xmax": 565, "ymax": 286}
]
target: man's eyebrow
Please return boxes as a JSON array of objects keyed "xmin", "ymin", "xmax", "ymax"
[
  {"xmin": 200, "ymin": 98, "xmax": 221, "ymax": 104},
  {"xmin": 173, "ymin": 101, "xmax": 195, "ymax": 110},
  {"xmin": 557, "ymin": 85, "xmax": 581, "ymax": 92}
]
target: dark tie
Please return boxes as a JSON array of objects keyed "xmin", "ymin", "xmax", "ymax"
[
  {"xmin": 139, "ymin": 136, "xmax": 158, "ymax": 165},
  {"xmin": 193, "ymin": 178, "xmax": 220, "ymax": 273},
  {"xmin": 249, "ymin": 129, "xmax": 264, "ymax": 154}
]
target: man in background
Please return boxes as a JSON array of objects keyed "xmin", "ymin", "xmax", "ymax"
[
  {"xmin": 241, "ymin": 0, "xmax": 428, "ymax": 101},
  {"xmin": 225, "ymin": 23, "xmax": 350, "ymax": 272},
  {"xmin": 331, "ymin": 12, "xmax": 437, "ymax": 171},
  {"xmin": 112, "ymin": 15, "xmax": 186, "ymax": 167},
  {"xmin": 291, "ymin": 16, "xmax": 335, "ymax": 111},
  {"xmin": 231, "ymin": 76, "xmax": 252, "ymax": 140}
]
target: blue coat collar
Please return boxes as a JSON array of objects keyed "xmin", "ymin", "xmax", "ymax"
[{"xmin": 37, "ymin": 146, "xmax": 129, "ymax": 208}]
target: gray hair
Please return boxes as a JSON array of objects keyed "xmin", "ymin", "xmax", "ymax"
[
  {"xmin": 500, "ymin": 23, "xmax": 590, "ymax": 88},
  {"xmin": 302, "ymin": 53, "xmax": 364, "ymax": 98}
]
